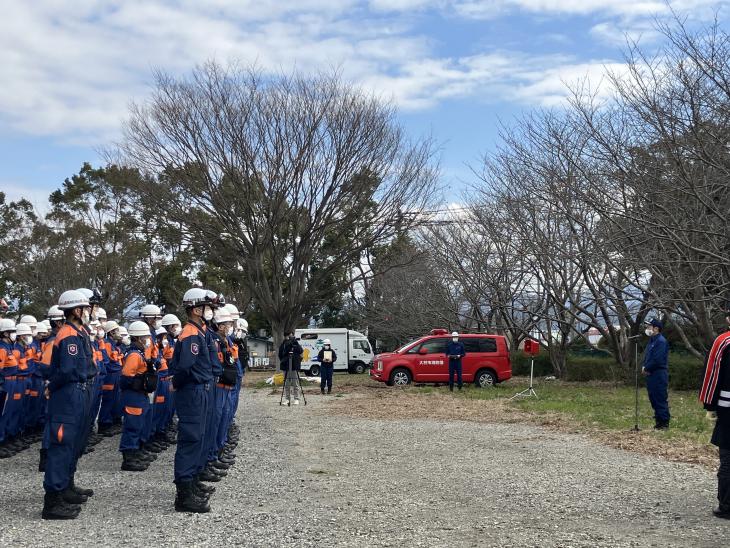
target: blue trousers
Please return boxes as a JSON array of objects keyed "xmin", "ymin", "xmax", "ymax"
[
  {"xmin": 152, "ymin": 377, "xmax": 172, "ymax": 434},
  {"xmin": 43, "ymin": 383, "xmax": 87, "ymax": 493},
  {"xmin": 3, "ymin": 377, "xmax": 25, "ymax": 438},
  {"xmin": 119, "ymin": 390, "xmax": 150, "ymax": 451},
  {"xmin": 174, "ymin": 383, "xmax": 209, "ymax": 483},
  {"xmin": 216, "ymin": 385, "xmax": 235, "ymax": 451},
  {"xmin": 205, "ymin": 384, "xmax": 225, "ymax": 462},
  {"xmin": 25, "ymin": 375, "xmax": 45, "ymax": 430},
  {"xmin": 99, "ymin": 371, "xmax": 121, "ymax": 426},
  {"xmin": 448, "ymin": 360, "xmax": 463, "ymax": 389},
  {"xmin": 646, "ymin": 370, "xmax": 670, "ymax": 423},
  {"xmin": 0, "ymin": 390, "xmax": 6, "ymax": 443},
  {"xmin": 320, "ymin": 364, "xmax": 334, "ymax": 392}
]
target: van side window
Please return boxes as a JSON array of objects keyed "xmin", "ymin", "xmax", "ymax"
[
  {"xmin": 462, "ymin": 339, "xmax": 480, "ymax": 353},
  {"xmin": 418, "ymin": 338, "xmax": 449, "ymax": 354},
  {"xmin": 300, "ymin": 333, "xmax": 318, "ymax": 340},
  {"xmin": 479, "ymin": 338, "xmax": 497, "ymax": 353}
]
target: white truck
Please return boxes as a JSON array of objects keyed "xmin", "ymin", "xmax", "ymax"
[{"xmin": 295, "ymin": 328, "xmax": 374, "ymax": 376}]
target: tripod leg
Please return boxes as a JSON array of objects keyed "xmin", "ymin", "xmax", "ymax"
[{"xmin": 296, "ymin": 371, "xmax": 307, "ymax": 405}]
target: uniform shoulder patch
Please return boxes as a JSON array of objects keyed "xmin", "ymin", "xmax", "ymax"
[
  {"xmin": 68, "ymin": 343, "xmax": 78, "ymax": 356},
  {"xmin": 191, "ymin": 343, "xmax": 199, "ymax": 356}
]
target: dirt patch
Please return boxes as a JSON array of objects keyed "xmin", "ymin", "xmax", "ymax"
[{"xmin": 318, "ymin": 388, "xmax": 719, "ymax": 470}]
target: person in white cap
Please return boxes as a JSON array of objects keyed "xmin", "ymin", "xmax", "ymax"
[
  {"xmin": 317, "ymin": 339, "xmax": 337, "ymax": 395},
  {"xmin": 445, "ymin": 332, "xmax": 466, "ymax": 391}
]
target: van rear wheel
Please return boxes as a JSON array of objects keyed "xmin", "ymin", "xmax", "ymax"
[
  {"xmin": 389, "ymin": 368, "xmax": 412, "ymax": 387},
  {"xmin": 352, "ymin": 362, "xmax": 366, "ymax": 374},
  {"xmin": 309, "ymin": 365, "xmax": 320, "ymax": 377},
  {"xmin": 475, "ymin": 370, "xmax": 496, "ymax": 388}
]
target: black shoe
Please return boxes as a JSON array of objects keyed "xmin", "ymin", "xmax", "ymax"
[
  {"xmin": 82, "ymin": 445, "xmax": 95, "ymax": 454},
  {"xmin": 0, "ymin": 443, "xmax": 14, "ymax": 459},
  {"xmin": 61, "ymin": 486, "xmax": 88, "ymax": 505},
  {"xmin": 98, "ymin": 424, "xmax": 115, "ymax": 437},
  {"xmin": 138, "ymin": 448, "xmax": 157, "ymax": 461},
  {"xmin": 198, "ymin": 468, "xmax": 222, "ymax": 482},
  {"xmin": 208, "ymin": 464, "xmax": 227, "ymax": 477},
  {"xmin": 654, "ymin": 421, "xmax": 669, "ymax": 430},
  {"xmin": 219, "ymin": 455, "xmax": 236, "ymax": 465},
  {"xmin": 70, "ymin": 476, "xmax": 94, "ymax": 497},
  {"xmin": 195, "ymin": 477, "xmax": 216, "ymax": 494},
  {"xmin": 164, "ymin": 431, "xmax": 177, "ymax": 444},
  {"xmin": 88, "ymin": 433, "xmax": 104, "ymax": 446},
  {"xmin": 713, "ymin": 507, "xmax": 730, "ymax": 519},
  {"xmin": 42, "ymin": 492, "xmax": 81, "ymax": 520},
  {"xmin": 175, "ymin": 481, "xmax": 210, "ymax": 513},
  {"xmin": 121, "ymin": 451, "xmax": 148, "ymax": 472},
  {"xmin": 211, "ymin": 460, "xmax": 230, "ymax": 471},
  {"xmin": 145, "ymin": 441, "xmax": 165, "ymax": 453}
]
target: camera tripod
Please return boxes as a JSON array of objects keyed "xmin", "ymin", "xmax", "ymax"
[
  {"xmin": 279, "ymin": 354, "xmax": 307, "ymax": 407},
  {"xmin": 510, "ymin": 357, "xmax": 538, "ymax": 400}
]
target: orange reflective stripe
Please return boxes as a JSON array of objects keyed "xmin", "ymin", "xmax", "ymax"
[
  {"xmin": 102, "ymin": 384, "xmax": 115, "ymax": 390},
  {"xmin": 155, "ymin": 396, "xmax": 165, "ymax": 403},
  {"xmin": 124, "ymin": 406, "xmax": 143, "ymax": 416},
  {"xmin": 13, "ymin": 393, "xmax": 22, "ymax": 400},
  {"xmin": 29, "ymin": 390, "xmax": 39, "ymax": 397},
  {"xmin": 57, "ymin": 424, "xmax": 64, "ymax": 443}
]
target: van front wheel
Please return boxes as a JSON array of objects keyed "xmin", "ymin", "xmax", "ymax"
[
  {"xmin": 309, "ymin": 365, "xmax": 320, "ymax": 377},
  {"xmin": 352, "ymin": 361, "xmax": 366, "ymax": 374},
  {"xmin": 389, "ymin": 368, "xmax": 412, "ymax": 387},
  {"xmin": 475, "ymin": 370, "xmax": 496, "ymax": 388}
]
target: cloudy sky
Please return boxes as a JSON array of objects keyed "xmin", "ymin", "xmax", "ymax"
[{"xmin": 1, "ymin": 0, "xmax": 728, "ymax": 208}]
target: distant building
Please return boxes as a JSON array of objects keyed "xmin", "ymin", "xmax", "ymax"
[{"xmin": 248, "ymin": 335, "xmax": 274, "ymax": 368}]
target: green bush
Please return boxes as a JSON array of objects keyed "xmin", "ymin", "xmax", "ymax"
[{"xmin": 668, "ymin": 356, "xmax": 704, "ymax": 391}]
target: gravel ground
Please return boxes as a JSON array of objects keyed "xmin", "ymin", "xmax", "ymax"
[{"xmin": 0, "ymin": 387, "xmax": 727, "ymax": 547}]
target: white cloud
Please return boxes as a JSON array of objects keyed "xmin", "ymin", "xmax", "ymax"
[{"xmin": 0, "ymin": 0, "xmax": 723, "ymax": 146}]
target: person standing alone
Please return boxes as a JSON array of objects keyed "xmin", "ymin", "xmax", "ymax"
[
  {"xmin": 446, "ymin": 332, "xmax": 466, "ymax": 392},
  {"xmin": 642, "ymin": 319, "xmax": 670, "ymax": 429},
  {"xmin": 318, "ymin": 339, "xmax": 337, "ymax": 395}
]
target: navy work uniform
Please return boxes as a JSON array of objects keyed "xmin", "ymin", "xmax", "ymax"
[
  {"xmin": 119, "ymin": 348, "xmax": 153, "ymax": 454},
  {"xmin": 317, "ymin": 346, "xmax": 337, "ymax": 394},
  {"xmin": 643, "ymin": 330, "xmax": 670, "ymax": 428},
  {"xmin": 446, "ymin": 339, "xmax": 466, "ymax": 391}
]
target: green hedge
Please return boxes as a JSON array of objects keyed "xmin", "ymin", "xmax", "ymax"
[{"xmin": 510, "ymin": 352, "xmax": 704, "ymax": 390}]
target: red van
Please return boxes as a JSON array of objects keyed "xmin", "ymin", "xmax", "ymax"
[{"xmin": 370, "ymin": 329, "xmax": 511, "ymax": 387}]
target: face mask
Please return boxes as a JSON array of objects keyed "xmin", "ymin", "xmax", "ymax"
[
  {"xmin": 97, "ymin": 329, "xmax": 105, "ymax": 339},
  {"xmin": 452, "ymin": 338, "xmax": 458, "ymax": 342},
  {"xmin": 226, "ymin": 327, "xmax": 233, "ymax": 337},
  {"xmin": 171, "ymin": 326, "xmax": 181, "ymax": 337},
  {"xmin": 24, "ymin": 335, "xmax": 33, "ymax": 345},
  {"xmin": 154, "ymin": 320, "xmax": 162, "ymax": 329},
  {"xmin": 161, "ymin": 338, "xmax": 169, "ymax": 348},
  {"xmin": 144, "ymin": 339, "xmax": 152, "ymax": 349},
  {"xmin": 203, "ymin": 308, "xmax": 214, "ymax": 321},
  {"xmin": 645, "ymin": 328, "xmax": 654, "ymax": 337},
  {"xmin": 122, "ymin": 336, "xmax": 131, "ymax": 345},
  {"xmin": 9, "ymin": 333, "xmax": 17, "ymax": 342},
  {"xmin": 81, "ymin": 310, "xmax": 90, "ymax": 325}
]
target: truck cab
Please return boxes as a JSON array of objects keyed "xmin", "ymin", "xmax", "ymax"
[{"xmin": 295, "ymin": 328, "xmax": 374, "ymax": 376}]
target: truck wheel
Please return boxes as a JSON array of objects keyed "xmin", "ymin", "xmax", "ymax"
[
  {"xmin": 389, "ymin": 368, "xmax": 412, "ymax": 387},
  {"xmin": 353, "ymin": 362, "xmax": 366, "ymax": 374},
  {"xmin": 309, "ymin": 365, "xmax": 320, "ymax": 377},
  {"xmin": 475, "ymin": 369, "xmax": 496, "ymax": 388}
]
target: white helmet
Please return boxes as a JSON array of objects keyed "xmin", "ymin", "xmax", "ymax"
[
  {"xmin": 104, "ymin": 320, "xmax": 120, "ymax": 333},
  {"xmin": 16, "ymin": 323, "xmax": 32, "ymax": 337},
  {"xmin": 19, "ymin": 315, "xmax": 38, "ymax": 328},
  {"xmin": 89, "ymin": 320, "xmax": 101, "ymax": 328},
  {"xmin": 128, "ymin": 321, "xmax": 151, "ymax": 337},
  {"xmin": 96, "ymin": 307, "xmax": 107, "ymax": 321},
  {"xmin": 323, "ymin": 338, "xmax": 331, "ymax": 345},
  {"xmin": 182, "ymin": 287, "xmax": 208, "ymax": 308},
  {"xmin": 139, "ymin": 304, "xmax": 162, "ymax": 319},
  {"xmin": 36, "ymin": 322, "xmax": 49, "ymax": 335},
  {"xmin": 76, "ymin": 288, "xmax": 93, "ymax": 299},
  {"xmin": 47, "ymin": 305, "xmax": 64, "ymax": 321},
  {"xmin": 214, "ymin": 308, "xmax": 232, "ymax": 324},
  {"xmin": 224, "ymin": 303, "xmax": 240, "ymax": 320},
  {"xmin": 117, "ymin": 326, "xmax": 129, "ymax": 336},
  {"xmin": 58, "ymin": 290, "xmax": 90, "ymax": 311},
  {"xmin": 41, "ymin": 320, "xmax": 52, "ymax": 330},
  {"xmin": 237, "ymin": 318, "xmax": 249, "ymax": 332},
  {"xmin": 451, "ymin": 331, "xmax": 459, "ymax": 337},
  {"xmin": 161, "ymin": 313, "xmax": 181, "ymax": 327},
  {"xmin": 155, "ymin": 326, "xmax": 167, "ymax": 337},
  {"xmin": 0, "ymin": 318, "xmax": 16, "ymax": 333}
]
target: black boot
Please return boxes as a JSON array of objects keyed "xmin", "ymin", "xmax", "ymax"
[
  {"xmin": 175, "ymin": 481, "xmax": 210, "ymax": 513},
  {"xmin": 70, "ymin": 475, "xmax": 94, "ymax": 497},
  {"xmin": 198, "ymin": 467, "xmax": 222, "ymax": 482},
  {"xmin": 211, "ymin": 459, "xmax": 230, "ymax": 471},
  {"xmin": 121, "ymin": 451, "xmax": 148, "ymax": 472},
  {"xmin": 207, "ymin": 463, "xmax": 227, "ymax": 477},
  {"xmin": 715, "ymin": 476, "xmax": 730, "ymax": 519},
  {"xmin": 38, "ymin": 448, "xmax": 48, "ymax": 471},
  {"xmin": 0, "ymin": 442, "xmax": 15, "ymax": 459},
  {"xmin": 195, "ymin": 476, "xmax": 216, "ymax": 494},
  {"xmin": 42, "ymin": 491, "xmax": 81, "ymax": 520},
  {"xmin": 61, "ymin": 485, "xmax": 88, "ymax": 505}
]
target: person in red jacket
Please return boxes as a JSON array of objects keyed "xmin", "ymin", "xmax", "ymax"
[{"xmin": 700, "ymin": 308, "xmax": 730, "ymax": 519}]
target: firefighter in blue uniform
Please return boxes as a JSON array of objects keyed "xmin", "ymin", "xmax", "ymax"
[
  {"xmin": 642, "ymin": 318, "xmax": 670, "ymax": 429},
  {"xmin": 169, "ymin": 288, "xmax": 215, "ymax": 513},
  {"xmin": 446, "ymin": 332, "xmax": 466, "ymax": 391},
  {"xmin": 119, "ymin": 321, "xmax": 159, "ymax": 472},
  {"xmin": 98, "ymin": 320, "xmax": 123, "ymax": 436},
  {"xmin": 42, "ymin": 290, "xmax": 95, "ymax": 520},
  {"xmin": 138, "ymin": 304, "xmax": 166, "ymax": 455},
  {"xmin": 0, "ymin": 319, "xmax": 19, "ymax": 458},
  {"xmin": 700, "ymin": 307, "xmax": 730, "ymax": 519},
  {"xmin": 161, "ymin": 313, "xmax": 181, "ymax": 443}
]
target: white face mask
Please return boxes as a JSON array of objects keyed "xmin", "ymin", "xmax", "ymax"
[
  {"xmin": 24, "ymin": 335, "xmax": 33, "ymax": 345},
  {"xmin": 452, "ymin": 337, "xmax": 458, "ymax": 342},
  {"xmin": 97, "ymin": 329, "xmax": 105, "ymax": 339},
  {"xmin": 122, "ymin": 336, "xmax": 131, "ymax": 345},
  {"xmin": 171, "ymin": 326, "xmax": 182, "ymax": 337},
  {"xmin": 82, "ymin": 310, "xmax": 90, "ymax": 325},
  {"xmin": 144, "ymin": 338, "xmax": 152, "ymax": 349},
  {"xmin": 203, "ymin": 308, "xmax": 214, "ymax": 321},
  {"xmin": 154, "ymin": 320, "xmax": 162, "ymax": 329},
  {"xmin": 162, "ymin": 338, "xmax": 169, "ymax": 348},
  {"xmin": 9, "ymin": 333, "xmax": 17, "ymax": 342},
  {"xmin": 226, "ymin": 327, "xmax": 233, "ymax": 337},
  {"xmin": 645, "ymin": 328, "xmax": 654, "ymax": 337}
]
